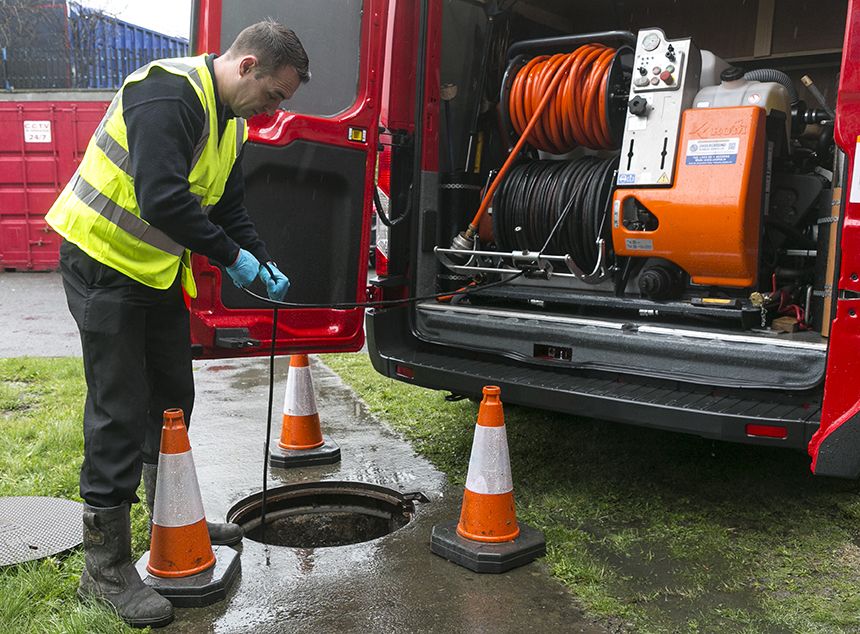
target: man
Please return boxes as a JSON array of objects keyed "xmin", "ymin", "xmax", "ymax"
[{"xmin": 45, "ymin": 20, "xmax": 308, "ymax": 628}]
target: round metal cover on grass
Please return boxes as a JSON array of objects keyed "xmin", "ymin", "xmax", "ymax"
[
  {"xmin": 227, "ymin": 481, "xmax": 428, "ymax": 548},
  {"xmin": 0, "ymin": 496, "xmax": 83, "ymax": 566}
]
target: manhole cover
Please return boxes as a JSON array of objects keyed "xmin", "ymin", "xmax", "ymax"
[
  {"xmin": 227, "ymin": 481, "xmax": 427, "ymax": 548},
  {"xmin": 0, "ymin": 496, "xmax": 83, "ymax": 566}
]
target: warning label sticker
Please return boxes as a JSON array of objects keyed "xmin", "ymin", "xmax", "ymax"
[
  {"xmin": 23, "ymin": 120, "xmax": 52, "ymax": 144},
  {"xmin": 685, "ymin": 137, "xmax": 739, "ymax": 166},
  {"xmin": 625, "ymin": 238, "xmax": 653, "ymax": 251}
]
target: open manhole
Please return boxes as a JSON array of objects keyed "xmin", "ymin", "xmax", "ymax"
[{"xmin": 226, "ymin": 481, "xmax": 428, "ymax": 548}]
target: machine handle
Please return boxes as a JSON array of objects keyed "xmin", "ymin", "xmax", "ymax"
[{"xmin": 506, "ymin": 30, "xmax": 636, "ymax": 60}]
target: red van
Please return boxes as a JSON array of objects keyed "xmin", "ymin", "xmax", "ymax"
[{"xmin": 189, "ymin": 0, "xmax": 860, "ymax": 477}]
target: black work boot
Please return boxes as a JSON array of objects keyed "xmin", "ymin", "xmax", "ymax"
[
  {"xmin": 78, "ymin": 503, "xmax": 174, "ymax": 628},
  {"xmin": 142, "ymin": 462, "xmax": 244, "ymax": 546}
]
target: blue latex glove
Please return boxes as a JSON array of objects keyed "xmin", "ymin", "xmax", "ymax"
[
  {"xmin": 258, "ymin": 262, "xmax": 290, "ymax": 301},
  {"xmin": 225, "ymin": 248, "xmax": 261, "ymax": 288}
]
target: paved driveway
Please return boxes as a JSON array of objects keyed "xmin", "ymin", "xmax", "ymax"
[{"xmin": 0, "ymin": 272, "xmax": 81, "ymax": 357}]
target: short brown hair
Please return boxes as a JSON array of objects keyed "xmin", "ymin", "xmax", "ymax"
[{"xmin": 226, "ymin": 19, "xmax": 310, "ymax": 83}]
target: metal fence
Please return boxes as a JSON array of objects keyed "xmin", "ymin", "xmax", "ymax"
[
  {"xmin": 1, "ymin": 2, "xmax": 188, "ymax": 91},
  {"xmin": 1, "ymin": 48, "xmax": 71, "ymax": 90}
]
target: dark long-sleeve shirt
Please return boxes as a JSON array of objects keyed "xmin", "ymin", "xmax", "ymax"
[{"xmin": 122, "ymin": 55, "xmax": 271, "ymax": 266}]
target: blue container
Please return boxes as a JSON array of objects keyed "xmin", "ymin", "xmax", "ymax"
[{"xmin": 67, "ymin": 2, "xmax": 188, "ymax": 89}]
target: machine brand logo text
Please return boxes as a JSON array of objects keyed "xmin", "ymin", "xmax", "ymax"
[{"xmin": 691, "ymin": 120, "xmax": 747, "ymax": 138}]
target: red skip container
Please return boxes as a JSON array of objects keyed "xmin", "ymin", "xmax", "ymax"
[{"xmin": 0, "ymin": 92, "xmax": 112, "ymax": 271}]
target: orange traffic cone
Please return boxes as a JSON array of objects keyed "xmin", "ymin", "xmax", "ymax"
[
  {"xmin": 135, "ymin": 409, "xmax": 240, "ymax": 607},
  {"xmin": 430, "ymin": 386, "xmax": 545, "ymax": 573},
  {"xmin": 269, "ymin": 355, "xmax": 340, "ymax": 468}
]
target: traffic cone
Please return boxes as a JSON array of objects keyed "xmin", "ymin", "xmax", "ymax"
[
  {"xmin": 430, "ymin": 386, "xmax": 546, "ymax": 573},
  {"xmin": 269, "ymin": 354, "xmax": 340, "ymax": 468},
  {"xmin": 135, "ymin": 409, "xmax": 240, "ymax": 607}
]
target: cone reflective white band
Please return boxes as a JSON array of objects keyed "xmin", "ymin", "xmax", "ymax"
[
  {"xmin": 464, "ymin": 425, "xmax": 514, "ymax": 494},
  {"xmin": 153, "ymin": 450, "xmax": 206, "ymax": 528},
  {"xmin": 285, "ymin": 366, "xmax": 317, "ymax": 416}
]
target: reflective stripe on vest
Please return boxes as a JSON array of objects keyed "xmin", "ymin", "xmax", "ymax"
[
  {"xmin": 69, "ymin": 175, "xmax": 185, "ymax": 257},
  {"xmin": 94, "ymin": 65, "xmax": 211, "ymax": 180},
  {"xmin": 45, "ymin": 55, "xmax": 246, "ymax": 295}
]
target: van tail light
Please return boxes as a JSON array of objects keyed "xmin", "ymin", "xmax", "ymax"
[
  {"xmin": 374, "ymin": 144, "xmax": 391, "ymax": 277},
  {"xmin": 745, "ymin": 424, "xmax": 788, "ymax": 439},
  {"xmin": 377, "ymin": 142, "xmax": 391, "ymax": 194},
  {"xmin": 395, "ymin": 364, "xmax": 414, "ymax": 379}
]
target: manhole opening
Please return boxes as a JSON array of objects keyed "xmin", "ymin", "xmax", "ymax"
[{"xmin": 226, "ymin": 481, "xmax": 426, "ymax": 548}]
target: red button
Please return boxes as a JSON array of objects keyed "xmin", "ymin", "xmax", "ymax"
[{"xmin": 659, "ymin": 70, "xmax": 674, "ymax": 84}]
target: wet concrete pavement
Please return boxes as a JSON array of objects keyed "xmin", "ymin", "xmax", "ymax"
[
  {"xmin": 181, "ymin": 356, "xmax": 605, "ymax": 633},
  {"xmin": 0, "ymin": 272, "xmax": 81, "ymax": 356},
  {"xmin": 2, "ymin": 271, "xmax": 605, "ymax": 633}
]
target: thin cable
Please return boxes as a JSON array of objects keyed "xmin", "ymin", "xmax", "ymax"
[
  {"xmin": 260, "ymin": 305, "xmax": 278, "ymax": 566},
  {"xmin": 239, "ymin": 271, "xmax": 524, "ymax": 309},
  {"xmin": 248, "ymin": 269, "xmax": 522, "ymax": 562}
]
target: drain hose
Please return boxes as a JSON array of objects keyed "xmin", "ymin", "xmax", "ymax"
[{"xmin": 743, "ymin": 69, "xmax": 799, "ymax": 104}]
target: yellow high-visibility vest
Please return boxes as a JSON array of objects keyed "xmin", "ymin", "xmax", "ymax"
[{"xmin": 46, "ymin": 55, "xmax": 247, "ymax": 298}]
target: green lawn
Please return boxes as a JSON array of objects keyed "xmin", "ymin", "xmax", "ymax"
[
  {"xmin": 5, "ymin": 355, "xmax": 860, "ymax": 633},
  {"xmin": 0, "ymin": 358, "xmax": 144, "ymax": 634},
  {"xmin": 323, "ymin": 352, "xmax": 860, "ymax": 634}
]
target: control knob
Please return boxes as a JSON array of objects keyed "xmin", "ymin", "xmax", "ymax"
[{"xmin": 628, "ymin": 96, "xmax": 648, "ymax": 116}]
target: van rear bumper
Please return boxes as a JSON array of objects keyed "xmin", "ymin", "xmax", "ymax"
[
  {"xmin": 366, "ymin": 306, "xmax": 822, "ymax": 452},
  {"xmin": 413, "ymin": 302, "xmax": 826, "ymax": 390}
]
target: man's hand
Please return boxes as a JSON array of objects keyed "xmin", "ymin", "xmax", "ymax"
[
  {"xmin": 225, "ymin": 248, "xmax": 261, "ymax": 288},
  {"xmin": 259, "ymin": 262, "xmax": 290, "ymax": 301}
]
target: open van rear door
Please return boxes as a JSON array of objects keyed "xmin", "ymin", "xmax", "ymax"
[{"xmin": 187, "ymin": 0, "xmax": 388, "ymax": 358}]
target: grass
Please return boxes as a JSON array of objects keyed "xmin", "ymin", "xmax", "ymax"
[
  {"xmin": 6, "ymin": 354, "xmax": 860, "ymax": 633},
  {"xmin": 0, "ymin": 358, "xmax": 147, "ymax": 634},
  {"xmin": 323, "ymin": 352, "xmax": 860, "ymax": 634}
]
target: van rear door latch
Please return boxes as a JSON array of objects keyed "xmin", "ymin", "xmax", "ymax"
[{"xmin": 214, "ymin": 328, "xmax": 260, "ymax": 349}]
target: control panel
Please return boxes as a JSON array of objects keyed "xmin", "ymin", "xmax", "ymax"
[
  {"xmin": 616, "ymin": 28, "xmax": 702, "ymax": 188},
  {"xmin": 632, "ymin": 30, "xmax": 684, "ymax": 92}
]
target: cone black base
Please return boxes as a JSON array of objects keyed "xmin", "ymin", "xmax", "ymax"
[
  {"xmin": 135, "ymin": 545, "xmax": 240, "ymax": 607},
  {"xmin": 268, "ymin": 435, "xmax": 341, "ymax": 469},
  {"xmin": 430, "ymin": 519, "xmax": 546, "ymax": 573}
]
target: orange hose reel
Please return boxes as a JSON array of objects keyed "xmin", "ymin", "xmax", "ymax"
[
  {"xmin": 466, "ymin": 44, "xmax": 621, "ymax": 237},
  {"xmin": 508, "ymin": 44, "xmax": 617, "ymax": 153}
]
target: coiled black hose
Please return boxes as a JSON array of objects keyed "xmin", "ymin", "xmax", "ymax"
[{"xmin": 493, "ymin": 155, "xmax": 619, "ymax": 272}]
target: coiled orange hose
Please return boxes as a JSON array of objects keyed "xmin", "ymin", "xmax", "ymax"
[
  {"xmin": 510, "ymin": 44, "xmax": 616, "ymax": 153},
  {"xmin": 466, "ymin": 44, "xmax": 616, "ymax": 235}
]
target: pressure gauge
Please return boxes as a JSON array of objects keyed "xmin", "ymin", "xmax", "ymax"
[{"xmin": 642, "ymin": 33, "xmax": 661, "ymax": 52}]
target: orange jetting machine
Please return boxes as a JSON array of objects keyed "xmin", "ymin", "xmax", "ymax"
[{"xmin": 612, "ymin": 105, "xmax": 767, "ymax": 288}]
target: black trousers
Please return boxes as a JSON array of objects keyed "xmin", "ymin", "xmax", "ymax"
[{"xmin": 59, "ymin": 241, "xmax": 194, "ymax": 507}]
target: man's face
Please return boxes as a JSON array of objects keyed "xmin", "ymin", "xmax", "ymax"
[{"xmin": 232, "ymin": 56, "xmax": 301, "ymax": 119}]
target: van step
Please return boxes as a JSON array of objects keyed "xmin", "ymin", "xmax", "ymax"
[{"xmin": 414, "ymin": 303, "xmax": 826, "ymax": 391}]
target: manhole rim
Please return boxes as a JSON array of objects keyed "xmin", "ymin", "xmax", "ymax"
[{"xmin": 225, "ymin": 480, "xmax": 428, "ymax": 548}]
